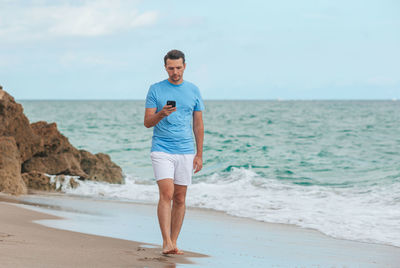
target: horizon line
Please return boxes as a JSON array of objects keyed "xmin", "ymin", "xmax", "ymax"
[{"xmin": 16, "ymin": 98, "xmax": 399, "ymax": 101}]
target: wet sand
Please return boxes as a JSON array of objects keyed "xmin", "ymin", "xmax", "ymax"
[
  {"xmin": 0, "ymin": 199, "xmax": 204, "ymax": 268},
  {"xmin": 1, "ymin": 192, "xmax": 400, "ymax": 267}
]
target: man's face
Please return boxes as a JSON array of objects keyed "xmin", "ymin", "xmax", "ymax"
[{"xmin": 165, "ymin": 58, "xmax": 186, "ymax": 84}]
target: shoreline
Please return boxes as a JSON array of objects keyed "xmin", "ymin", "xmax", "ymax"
[
  {"xmin": 4, "ymin": 190, "xmax": 399, "ymax": 250},
  {"xmin": 1, "ymin": 192, "xmax": 400, "ymax": 267},
  {"xmin": 0, "ymin": 195, "xmax": 205, "ymax": 268}
]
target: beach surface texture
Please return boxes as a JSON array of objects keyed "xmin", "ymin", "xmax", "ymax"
[
  {"xmin": 0, "ymin": 200, "xmax": 203, "ymax": 268},
  {"xmin": 1, "ymin": 192, "xmax": 400, "ymax": 267}
]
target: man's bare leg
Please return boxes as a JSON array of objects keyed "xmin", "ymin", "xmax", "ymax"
[
  {"xmin": 157, "ymin": 179, "xmax": 175, "ymax": 254},
  {"xmin": 171, "ymin": 184, "xmax": 187, "ymax": 254}
]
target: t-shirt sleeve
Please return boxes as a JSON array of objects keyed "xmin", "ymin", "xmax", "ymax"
[
  {"xmin": 194, "ymin": 87, "xmax": 205, "ymax": 111},
  {"xmin": 145, "ymin": 85, "xmax": 157, "ymax": 108}
]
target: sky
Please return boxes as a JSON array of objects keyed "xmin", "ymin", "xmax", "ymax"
[{"xmin": 0, "ymin": 0, "xmax": 399, "ymax": 100}]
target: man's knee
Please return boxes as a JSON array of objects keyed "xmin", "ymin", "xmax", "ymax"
[
  {"xmin": 160, "ymin": 190, "xmax": 173, "ymax": 202},
  {"xmin": 173, "ymin": 193, "xmax": 186, "ymax": 206}
]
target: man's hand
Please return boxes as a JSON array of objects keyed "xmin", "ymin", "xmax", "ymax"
[
  {"xmin": 193, "ymin": 155, "xmax": 203, "ymax": 174},
  {"xmin": 144, "ymin": 105, "xmax": 176, "ymax": 128},
  {"xmin": 160, "ymin": 104, "xmax": 176, "ymax": 117}
]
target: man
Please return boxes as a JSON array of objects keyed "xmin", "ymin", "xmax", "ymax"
[{"xmin": 144, "ymin": 49, "xmax": 204, "ymax": 255}]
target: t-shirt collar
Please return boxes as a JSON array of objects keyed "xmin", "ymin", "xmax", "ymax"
[{"xmin": 166, "ymin": 79, "xmax": 185, "ymax": 87}]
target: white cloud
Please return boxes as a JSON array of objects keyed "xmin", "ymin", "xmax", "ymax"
[{"xmin": 0, "ymin": 0, "xmax": 158, "ymax": 40}]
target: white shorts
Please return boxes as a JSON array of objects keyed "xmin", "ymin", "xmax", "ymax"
[{"xmin": 150, "ymin": 151, "xmax": 195, "ymax": 186}]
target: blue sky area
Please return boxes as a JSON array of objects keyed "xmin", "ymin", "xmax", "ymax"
[{"xmin": 1, "ymin": 0, "xmax": 399, "ymax": 100}]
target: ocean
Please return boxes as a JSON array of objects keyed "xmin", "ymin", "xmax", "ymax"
[{"xmin": 19, "ymin": 100, "xmax": 400, "ymax": 248}]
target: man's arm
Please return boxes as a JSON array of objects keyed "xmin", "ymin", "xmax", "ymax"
[
  {"xmin": 144, "ymin": 106, "xmax": 176, "ymax": 128},
  {"xmin": 193, "ymin": 111, "xmax": 204, "ymax": 173}
]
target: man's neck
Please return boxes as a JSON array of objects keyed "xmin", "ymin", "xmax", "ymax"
[{"xmin": 168, "ymin": 78, "xmax": 184, "ymax": 85}]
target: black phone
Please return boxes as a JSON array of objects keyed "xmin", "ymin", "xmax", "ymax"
[{"xmin": 166, "ymin": 100, "xmax": 176, "ymax": 107}]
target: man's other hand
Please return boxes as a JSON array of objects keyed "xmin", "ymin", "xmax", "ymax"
[{"xmin": 193, "ymin": 155, "xmax": 203, "ymax": 174}]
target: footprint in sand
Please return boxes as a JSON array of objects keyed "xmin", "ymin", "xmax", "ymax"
[
  {"xmin": 138, "ymin": 256, "xmax": 168, "ymax": 262},
  {"xmin": 0, "ymin": 232, "xmax": 13, "ymax": 238}
]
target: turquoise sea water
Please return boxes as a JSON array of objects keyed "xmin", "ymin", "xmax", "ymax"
[{"xmin": 19, "ymin": 100, "xmax": 400, "ymax": 247}]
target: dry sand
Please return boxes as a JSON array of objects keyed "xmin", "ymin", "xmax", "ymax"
[{"xmin": 0, "ymin": 201, "xmax": 205, "ymax": 268}]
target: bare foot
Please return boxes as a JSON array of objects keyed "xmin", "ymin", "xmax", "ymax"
[
  {"xmin": 162, "ymin": 248, "xmax": 176, "ymax": 255},
  {"xmin": 174, "ymin": 248, "xmax": 184, "ymax": 255},
  {"xmin": 172, "ymin": 243, "xmax": 184, "ymax": 255},
  {"xmin": 162, "ymin": 242, "xmax": 176, "ymax": 255}
]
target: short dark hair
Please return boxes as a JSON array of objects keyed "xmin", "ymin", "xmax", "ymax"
[{"xmin": 164, "ymin": 49, "xmax": 185, "ymax": 65}]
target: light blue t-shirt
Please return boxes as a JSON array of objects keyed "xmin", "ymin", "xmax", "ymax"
[{"xmin": 145, "ymin": 79, "xmax": 205, "ymax": 154}]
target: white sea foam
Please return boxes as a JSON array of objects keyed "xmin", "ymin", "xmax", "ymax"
[
  {"xmin": 56, "ymin": 167, "xmax": 400, "ymax": 248},
  {"xmin": 48, "ymin": 174, "xmax": 80, "ymax": 192}
]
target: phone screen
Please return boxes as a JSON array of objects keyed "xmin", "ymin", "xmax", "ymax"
[{"xmin": 167, "ymin": 100, "xmax": 176, "ymax": 107}]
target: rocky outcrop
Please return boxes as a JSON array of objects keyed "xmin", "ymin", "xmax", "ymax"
[
  {"xmin": 22, "ymin": 171, "xmax": 56, "ymax": 191},
  {"xmin": 22, "ymin": 121, "xmax": 88, "ymax": 179},
  {"xmin": 0, "ymin": 88, "xmax": 42, "ymax": 162},
  {"xmin": 22, "ymin": 172, "xmax": 80, "ymax": 191},
  {"xmin": 80, "ymin": 150, "xmax": 123, "ymax": 183},
  {"xmin": 0, "ymin": 88, "xmax": 123, "ymax": 195},
  {"xmin": 0, "ymin": 137, "xmax": 27, "ymax": 195}
]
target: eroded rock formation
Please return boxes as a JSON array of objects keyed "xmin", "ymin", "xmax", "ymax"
[
  {"xmin": 22, "ymin": 121, "xmax": 88, "ymax": 179},
  {"xmin": 0, "ymin": 89, "xmax": 42, "ymax": 162},
  {"xmin": 0, "ymin": 137, "xmax": 27, "ymax": 195},
  {"xmin": 0, "ymin": 88, "xmax": 123, "ymax": 195},
  {"xmin": 22, "ymin": 172, "xmax": 80, "ymax": 191}
]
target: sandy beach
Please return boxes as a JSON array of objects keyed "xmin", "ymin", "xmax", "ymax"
[
  {"xmin": 0, "ymin": 197, "xmax": 204, "ymax": 268},
  {"xmin": 1, "ymin": 192, "xmax": 400, "ymax": 267}
]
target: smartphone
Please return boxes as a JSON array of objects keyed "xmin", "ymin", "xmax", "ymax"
[{"xmin": 166, "ymin": 100, "xmax": 176, "ymax": 107}]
